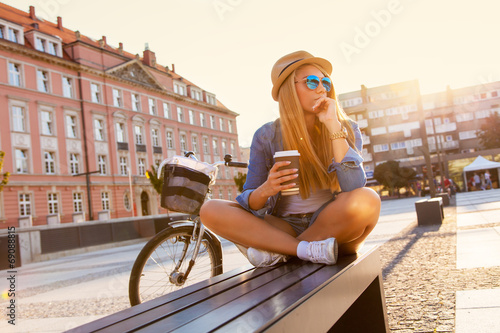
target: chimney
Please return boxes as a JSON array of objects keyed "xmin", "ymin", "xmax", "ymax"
[
  {"xmin": 171, "ymin": 64, "xmax": 175, "ymax": 73},
  {"xmin": 143, "ymin": 48, "xmax": 157, "ymax": 67},
  {"xmin": 29, "ymin": 6, "xmax": 36, "ymax": 20},
  {"xmin": 57, "ymin": 16, "xmax": 63, "ymax": 30},
  {"xmin": 75, "ymin": 30, "xmax": 81, "ymax": 40},
  {"xmin": 102, "ymin": 36, "xmax": 107, "ymax": 45},
  {"xmin": 118, "ymin": 42, "xmax": 123, "ymax": 54},
  {"xmin": 360, "ymin": 84, "xmax": 368, "ymax": 103}
]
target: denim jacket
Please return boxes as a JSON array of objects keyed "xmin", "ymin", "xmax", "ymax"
[{"xmin": 235, "ymin": 119, "xmax": 366, "ymax": 218}]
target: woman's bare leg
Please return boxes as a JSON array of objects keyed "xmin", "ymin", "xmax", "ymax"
[
  {"xmin": 199, "ymin": 200, "xmax": 299, "ymax": 255},
  {"xmin": 297, "ymin": 187, "xmax": 381, "ymax": 255}
]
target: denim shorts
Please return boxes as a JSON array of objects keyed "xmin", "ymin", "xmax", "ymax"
[{"xmin": 279, "ymin": 195, "xmax": 337, "ymax": 236}]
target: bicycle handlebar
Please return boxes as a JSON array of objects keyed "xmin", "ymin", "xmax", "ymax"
[{"xmin": 225, "ymin": 161, "xmax": 248, "ymax": 168}]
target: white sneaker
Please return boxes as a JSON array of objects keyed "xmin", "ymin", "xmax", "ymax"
[
  {"xmin": 247, "ymin": 248, "xmax": 288, "ymax": 267},
  {"xmin": 305, "ymin": 238, "xmax": 338, "ymax": 265}
]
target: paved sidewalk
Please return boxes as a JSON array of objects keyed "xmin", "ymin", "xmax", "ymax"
[{"xmin": 379, "ymin": 189, "xmax": 500, "ymax": 332}]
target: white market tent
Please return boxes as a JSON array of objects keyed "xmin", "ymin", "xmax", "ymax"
[{"xmin": 463, "ymin": 155, "xmax": 500, "ymax": 191}]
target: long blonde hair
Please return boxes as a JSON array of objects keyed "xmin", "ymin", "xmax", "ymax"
[{"xmin": 277, "ymin": 64, "xmax": 357, "ymax": 198}]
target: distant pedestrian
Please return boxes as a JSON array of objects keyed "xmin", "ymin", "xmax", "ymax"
[
  {"xmin": 485, "ymin": 170, "xmax": 493, "ymax": 189},
  {"xmin": 474, "ymin": 172, "xmax": 484, "ymax": 191}
]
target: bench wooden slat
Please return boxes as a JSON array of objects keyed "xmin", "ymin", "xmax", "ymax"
[{"xmin": 142, "ymin": 261, "xmax": 327, "ymax": 332}]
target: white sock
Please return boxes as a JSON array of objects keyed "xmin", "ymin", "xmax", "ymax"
[{"xmin": 296, "ymin": 241, "xmax": 309, "ymax": 260}]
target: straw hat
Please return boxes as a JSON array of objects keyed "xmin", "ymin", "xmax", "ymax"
[{"xmin": 271, "ymin": 50, "xmax": 333, "ymax": 101}]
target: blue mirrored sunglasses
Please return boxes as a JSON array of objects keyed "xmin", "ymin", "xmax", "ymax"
[{"xmin": 295, "ymin": 75, "xmax": 332, "ymax": 92}]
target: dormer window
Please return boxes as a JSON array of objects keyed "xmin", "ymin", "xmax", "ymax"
[
  {"xmin": 0, "ymin": 19, "xmax": 24, "ymax": 45},
  {"xmin": 174, "ymin": 82, "xmax": 187, "ymax": 96},
  {"xmin": 206, "ymin": 93, "xmax": 216, "ymax": 105},
  {"xmin": 191, "ymin": 88, "xmax": 203, "ymax": 101},
  {"xmin": 24, "ymin": 29, "xmax": 62, "ymax": 57}
]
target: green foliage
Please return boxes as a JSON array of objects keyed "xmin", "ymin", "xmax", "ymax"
[
  {"xmin": 0, "ymin": 151, "xmax": 10, "ymax": 192},
  {"xmin": 477, "ymin": 113, "xmax": 500, "ymax": 149},
  {"xmin": 233, "ymin": 172, "xmax": 247, "ymax": 193},
  {"xmin": 147, "ymin": 165, "xmax": 163, "ymax": 195},
  {"xmin": 374, "ymin": 160, "xmax": 416, "ymax": 196}
]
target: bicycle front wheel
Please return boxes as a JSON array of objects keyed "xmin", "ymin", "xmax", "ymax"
[{"xmin": 129, "ymin": 224, "xmax": 222, "ymax": 306}]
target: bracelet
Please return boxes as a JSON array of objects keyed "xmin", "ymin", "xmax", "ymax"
[{"xmin": 329, "ymin": 131, "xmax": 347, "ymax": 140}]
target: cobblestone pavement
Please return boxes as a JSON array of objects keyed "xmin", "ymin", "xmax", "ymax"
[{"xmin": 379, "ymin": 196, "xmax": 500, "ymax": 332}]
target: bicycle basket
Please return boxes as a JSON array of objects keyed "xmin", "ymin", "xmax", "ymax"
[{"xmin": 159, "ymin": 156, "xmax": 217, "ymax": 215}]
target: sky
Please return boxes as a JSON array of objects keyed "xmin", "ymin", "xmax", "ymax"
[{"xmin": 4, "ymin": 0, "xmax": 500, "ymax": 147}]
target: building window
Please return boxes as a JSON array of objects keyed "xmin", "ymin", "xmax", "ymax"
[
  {"xmin": 94, "ymin": 119, "xmax": 105, "ymax": 141},
  {"xmin": 119, "ymin": 156, "xmax": 128, "ymax": 176},
  {"xmin": 148, "ymin": 98, "xmax": 156, "ymax": 115},
  {"xmin": 19, "ymin": 193, "xmax": 31, "ymax": 216},
  {"xmin": 203, "ymin": 137, "xmax": 209, "ymax": 154},
  {"xmin": 228, "ymin": 189, "xmax": 232, "ymax": 201},
  {"xmin": 212, "ymin": 138, "xmax": 218, "ymax": 155},
  {"xmin": 228, "ymin": 121, "xmax": 233, "ymax": 133},
  {"xmin": 7, "ymin": 27, "xmax": 20, "ymax": 43},
  {"xmin": 124, "ymin": 192, "xmax": 131, "ymax": 211},
  {"xmin": 101, "ymin": 192, "xmax": 110, "ymax": 211},
  {"xmin": 200, "ymin": 113, "xmax": 206, "ymax": 127},
  {"xmin": 62, "ymin": 77, "xmax": 73, "ymax": 98},
  {"xmin": 177, "ymin": 106, "xmax": 184, "ymax": 122},
  {"xmin": 152, "ymin": 128, "xmax": 160, "ymax": 146},
  {"xmin": 174, "ymin": 83, "xmax": 186, "ymax": 96},
  {"xmin": 180, "ymin": 134, "xmax": 187, "ymax": 152},
  {"xmin": 35, "ymin": 37, "xmax": 45, "ymax": 52},
  {"xmin": 98, "ymin": 155, "xmax": 106, "ymax": 175},
  {"xmin": 219, "ymin": 118, "xmax": 224, "ymax": 131},
  {"xmin": 116, "ymin": 123, "xmax": 126, "ymax": 142},
  {"xmin": 12, "ymin": 106, "xmax": 26, "ymax": 132},
  {"xmin": 222, "ymin": 141, "xmax": 227, "ymax": 155},
  {"xmin": 138, "ymin": 158, "xmax": 146, "ymax": 176},
  {"xmin": 112, "ymin": 88, "xmax": 122, "ymax": 107},
  {"xmin": 210, "ymin": 115, "xmax": 216, "ymax": 129},
  {"xmin": 73, "ymin": 192, "xmax": 83, "ymax": 213},
  {"xmin": 166, "ymin": 131, "xmax": 174, "ymax": 149},
  {"xmin": 189, "ymin": 110, "xmax": 195, "ymax": 125},
  {"xmin": 206, "ymin": 94, "xmax": 216, "ymax": 105},
  {"xmin": 66, "ymin": 115, "xmax": 77, "ymax": 138},
  {"xmin": 44, "ymin": 152, "xmax": 56, "ymax": 174},
  {"xmin": 41, "ymin": 111, "xmax": 54, "ymax": 136},
  {"xmin": 231, "ymin": 142, "xmax": 235, "ymax": 155},
  {"xmin": 132, "ymin": 94, "xmax": 140, "ymax": 111},
  {"xmin": 69, "ymin": 153, "xmax": 79, "ymax": 175},
  {"xmin": 135, "ymin": 125, "xmax": 143, "ymax": 144},
  {"xmin": 192, "ymin": 136, "xmax": 198, "ymax": 153},
  {"xmin": 163, "ymin": 102, "xmax": 171, "ymax": 118},
  {"xmin": 37, "ymin": 69, "xmax": 49, "ymax": 93},
  {"xmin": 91, "ymin": 83, "xmax": 101, "ymax": 103},
  {"xmin": 48, "ymin": 193, "xmax": 59, "ymax": 214},
  {"xmin": 8, "ymin": 62, "xmax": 21, "ymax": 86},
  {"xmin": 47, "ymin": 41, "xmax": 58, "ymax": 56},
  {"xmin": 15, "ymin": 149, "xmax": 28, "ymax": 174}
]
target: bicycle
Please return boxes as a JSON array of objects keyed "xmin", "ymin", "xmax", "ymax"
[{"xmin": 128, "ymin": 151, "xmax": 247, "ymax": 306}]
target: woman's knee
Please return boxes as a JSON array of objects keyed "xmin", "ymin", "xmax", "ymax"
[
  {"xmin": 199, "ymin": 199, "xmax": 225, "ymax": 225},
  {"xmin": 338, "ymin": 187, "xmax": 381, "ymax": 220}
]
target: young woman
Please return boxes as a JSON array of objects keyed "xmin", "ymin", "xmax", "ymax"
[{"xmin": 200, "ymin": 51, "xmax": 381, "ymax": 267}]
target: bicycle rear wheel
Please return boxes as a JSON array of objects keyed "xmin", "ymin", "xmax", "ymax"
[{"xmin": 129, "ymin": 224, "xmax": 222, "ymax": 306}]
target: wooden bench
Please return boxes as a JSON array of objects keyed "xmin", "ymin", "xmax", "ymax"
[{"xmin": 67, "ymin": 247, "xmax": 388, "ymax": 332}]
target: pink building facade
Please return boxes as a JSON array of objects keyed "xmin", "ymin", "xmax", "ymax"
[{"xmin": 0, "ymin": 4, "xmax": 241, "ymax": 228}]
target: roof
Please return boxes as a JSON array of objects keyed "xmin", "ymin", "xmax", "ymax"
[{"xmin": 0, "ymin": 3, "xmax": 230, "ymax": 111}]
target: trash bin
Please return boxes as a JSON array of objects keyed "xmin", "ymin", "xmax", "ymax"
[
  {"xmin": 436, "ymin": 193, "xmax": 450, "ymax": 206},
  {"xmin": 415, "ymin": 197, "xmax": 443, "ymax": 226}
]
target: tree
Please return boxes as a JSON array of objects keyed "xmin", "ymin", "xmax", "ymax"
[
  {"xmin": 233, "ymin": 172, "xmax": 247, "ymax": 193},
  {"xmin": 146, "ymin": 165, "xmax": 163, "ymax": 195},
  {"xmin": 374, "ymin": 160, "xmax": 416, "ymax": 196},
  {"xmin": 0, "ymin": 151, "xmax": 10, "ymax": 192},
  {"xmin": 477, "ymin": 113, "xmax": 500, "ymax": 149}
]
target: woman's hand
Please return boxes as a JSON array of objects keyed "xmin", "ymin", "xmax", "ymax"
[
  {"xmin": 259, "ymin": 161, "xmax": 298, "ymax": 198},
  {"xmin": 313, "ymin": 97, "xmax": 342, "ymax": 133}
]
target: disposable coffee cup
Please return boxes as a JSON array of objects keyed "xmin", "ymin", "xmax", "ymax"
[{"xmin": 274, "ymin": 150, "xmax": 300, "ymax": 196}]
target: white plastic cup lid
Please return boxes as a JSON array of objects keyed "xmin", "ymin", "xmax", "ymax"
[{"xmin": 274, "ymin": 150, "xmax": 300, "ymax": 158}]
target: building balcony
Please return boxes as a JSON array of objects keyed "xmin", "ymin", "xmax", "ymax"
[
  {"xmin": 362, "ymin": 135, "xmax": 370, "ymax": 145},
  {"xmin": 435, "ymin": 122, "xmax": 457, "ymax": 133},
  {"xmin": 117, "ymin": 142, "xmax": 129, "ymax": 150},
  {"xmin": 136, "ymin": 144, "xmax": 147, "ymax": 152},
  {"xmin": 363, "ymin": 152, "xmax": 373, "ymax": 162},
  {"xmin": 428, "ymin": 140, "xmax": 459, "ymax": 152},
  {"xmin": 357, "ymin": 119, "xmax": 368, "ymax": 129},
  {"xmin": 153, "ymin": 146, "xmax": 162, "ymax": 154}
]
